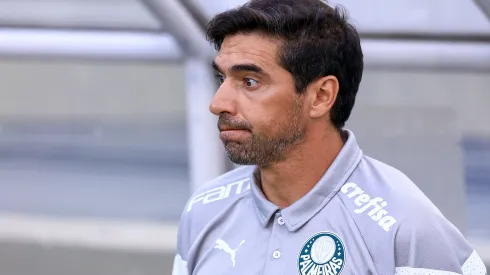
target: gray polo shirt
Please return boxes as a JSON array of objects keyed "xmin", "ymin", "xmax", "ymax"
[{"xmin": 172, "ymin": 130, "xmax": 487, "ymax": 275}]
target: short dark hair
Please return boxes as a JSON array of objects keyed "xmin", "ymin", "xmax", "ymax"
[{"xmin": 206, "ymin": 0, "xmax": 364, "ymax": 129}]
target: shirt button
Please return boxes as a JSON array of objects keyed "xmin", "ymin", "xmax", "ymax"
[
  {"xmin": 277, "ymin": 217, "xmax": 285, "ymax": 225},
  {"xmin": 273, "ymin": 250, "xmax": 281, "ymax": 259}
]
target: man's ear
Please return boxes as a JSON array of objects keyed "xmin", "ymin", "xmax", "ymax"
[{"xmin": 307, "ymin": 75, "xmax": 339, "ymax": 119}]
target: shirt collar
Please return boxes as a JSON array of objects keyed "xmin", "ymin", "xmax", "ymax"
[
  {"xmin": 250, "ymin": 169, "xmax": 280, "ymax": 226},
  {"xmin": 250, "ymin": 129, "xmax": 363, "ymax": 231}
]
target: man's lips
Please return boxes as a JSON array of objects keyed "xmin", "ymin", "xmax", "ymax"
[
  {"xmin": 218, "ymin": 125, "xmax": 250, "ymax": 132},
  {"xmin": 219, "ymin": 128, "xmax": 251, "ymax": 140}
]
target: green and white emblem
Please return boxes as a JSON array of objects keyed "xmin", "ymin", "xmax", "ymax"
[{"xmin": 298, "ymin": 232, "xmax": 345, "ymax": 275}]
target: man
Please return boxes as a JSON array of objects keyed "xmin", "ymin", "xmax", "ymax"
[{"xmin": 172, "ymin": 0, "xmax": 487, "ymax": 274}]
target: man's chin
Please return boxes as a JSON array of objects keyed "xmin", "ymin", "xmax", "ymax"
[
  {"xmin": 228, "ymin": 157, "xmax": 256, "ymax": 166},
  {"xmin": 224, "ymin": 148, "xmax": 256, "ymax": 166}
]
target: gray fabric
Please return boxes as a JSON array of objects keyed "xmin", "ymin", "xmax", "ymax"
[{"xmin": 173, "ymin": 130, "xmax": 486, "ymax": 275}]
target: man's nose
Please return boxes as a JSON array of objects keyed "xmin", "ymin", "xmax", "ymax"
[{"xmin": 209, "ymin": 82, "xmax": 237, "ymax": 116}]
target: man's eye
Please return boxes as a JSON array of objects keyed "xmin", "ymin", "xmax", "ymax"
[
  {"xmin": 215, "ymin": 74, "xmax": 225, "ymax": 85},
  {"xmin": 244, "ymin": 78, "xmax": 259, "ymax": 88}
]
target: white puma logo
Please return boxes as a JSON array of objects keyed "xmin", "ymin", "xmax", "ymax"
[{"xmin": 214, "ymin": 239, "xmax": 245, "ymax": 267}]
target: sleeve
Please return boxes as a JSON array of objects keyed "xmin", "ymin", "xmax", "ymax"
[
  {"xmin": 172, "ymin": 207, "xmax": 193, "ymax": 275},
  {"xmin": 393, "ymin": 210, "xmax": 487, "ymax": 275}
]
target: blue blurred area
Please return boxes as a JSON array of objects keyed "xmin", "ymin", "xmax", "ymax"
[{"xmin": 463, "ymin": 137, "xmax": 490, "ymax": 238}]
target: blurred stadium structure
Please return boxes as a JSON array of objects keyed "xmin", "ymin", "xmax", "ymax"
[{"xmin": 0, "ymin": 0, "xmax": 489, "ymax": 274}]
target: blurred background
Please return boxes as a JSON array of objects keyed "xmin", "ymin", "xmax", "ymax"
[{"xmin": 0, "ymin": 0, "xmax": 489, "ymax": 274}]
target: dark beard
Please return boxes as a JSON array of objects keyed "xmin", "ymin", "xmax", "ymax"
[{"xmin": 220, "ymin": 99, "xmax": 306, "ymax": 168}]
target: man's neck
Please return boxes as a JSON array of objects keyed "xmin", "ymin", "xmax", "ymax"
[{"xmin": 257, "ymin": 128, "xmax": 345, "ymax": 209}]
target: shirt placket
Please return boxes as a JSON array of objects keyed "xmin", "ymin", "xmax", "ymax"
[{"xmin": 263, "ymin": 211, "xmax": 289, "ymax": 274}]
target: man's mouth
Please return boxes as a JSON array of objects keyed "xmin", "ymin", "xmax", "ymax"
[{"xmin": 218, "ymin": 125, "xmax": 250, "ymax": 132}]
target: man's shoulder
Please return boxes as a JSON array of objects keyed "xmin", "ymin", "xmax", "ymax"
[
  {"xmin": 174, "ymin": 166, "xmax": 256, "ymax": 263},
  {"xmin": 364, "ymin": 154, "xmax": 484, "ymax": 274},
  {"xmin": 337, "ymin": 155, "xmax": 484, "ymax": 273},
  {"xmin": 184, "ymin": 165, "xmax": 254, "ymax": 215},
  {"xmin": 338, "ymin": 154, "xmax": 446, "ymax": 234},
  {"xmin": 176, "ymin": 166, "xmax": 254, "ymax": 254}
]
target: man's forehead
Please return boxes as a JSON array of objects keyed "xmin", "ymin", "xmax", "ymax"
[{"xmin": 215, "ymin": 33, "xmax": 279, "ymax": 69}]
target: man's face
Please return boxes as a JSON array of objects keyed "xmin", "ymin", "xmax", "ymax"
[{"xmin": 210, "ymin": 33, "xmax": 308, "ymax": 167}]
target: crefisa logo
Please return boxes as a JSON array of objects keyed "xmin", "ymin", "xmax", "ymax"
[{"xmin": 298, "ymin": 232, "xmax": 345, "ymax": 275}]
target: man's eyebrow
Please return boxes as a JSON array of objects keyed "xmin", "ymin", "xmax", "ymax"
[
  {"xmin": 230, "ymin": 63, "xmax": 265, "ymax": 75},
  {"xmin": 212, "ymin": 61, "xmax": 269, "ymax": 77},
  {"xmin": 212, "ymin": 61, "xmax": 222, "ymax": 73}
]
